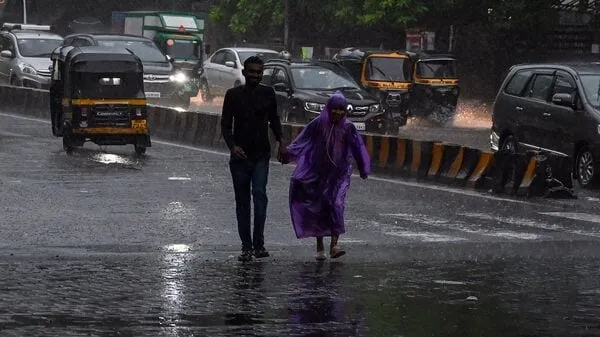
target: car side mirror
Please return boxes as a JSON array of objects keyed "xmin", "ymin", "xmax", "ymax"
[
  {"xmin": 273, "ymin": 82, "xmax": 290, "ymax": 93},
  {"xmin": 552, "ymin": 93, "xmax": 575, "ymax": 108},
  {"xmin": 0, "ymin": 50, "xmax": 13, "ymax": 58},
  {"xmin": 225, "ymin": 61, "xmax": 236, "ymax": 68}
]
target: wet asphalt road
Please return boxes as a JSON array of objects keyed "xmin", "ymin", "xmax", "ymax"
[{"xmin": 3, "ymin": 112, "xmax": 600, "ymax": 336}]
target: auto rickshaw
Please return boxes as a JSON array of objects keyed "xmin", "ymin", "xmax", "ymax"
[
  {"xmin": 407, "ymin": 51, "xmax": 460, "ymax": 126},
  {"xmin": 49, "ymin": 45, "xmax": 151, "ymax": 155},
  {"xmin": 333, "ymin": 47, "xmax": 413, "ymax": 132}
]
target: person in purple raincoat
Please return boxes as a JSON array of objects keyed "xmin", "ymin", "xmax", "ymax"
[{"xmin": 282, "ymin": 91, "xmax": 371, "ymax": 260}]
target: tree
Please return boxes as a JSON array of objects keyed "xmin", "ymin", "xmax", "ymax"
[{"xmin": 208, "ymin": 0, "xmax": 427, "ymax": 45}]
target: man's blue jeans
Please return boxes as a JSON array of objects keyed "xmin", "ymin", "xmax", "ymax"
[{"xmin": 229, "ymin": 154, "xmax": 270, "ymax": 252}]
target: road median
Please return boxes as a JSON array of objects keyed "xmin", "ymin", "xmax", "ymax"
[{"xmin": 1, "ymin": 85, "xmax": 575, "ymax": 198}]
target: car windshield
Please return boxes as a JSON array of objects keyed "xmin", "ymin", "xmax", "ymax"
[
  {"xmin": 416, "ymin": 59, "xmax": 457, "ymax": 79},
  {"xmin": 291, "ymin": 67, "xmax": 359, "ymax": 90},
  {"xmin": 365, "ymin": 56, "xmax": 410, "ymax": 82},
  {"xmin": 580, "ymin": 74, "xmax": 600, "ymax": 108},
  {"xmin": 17, "ymin": 38, "xmax": 63, "ymax": 57},
  {"xmin": 166, "ymin": 39, "xmax": 200, "ymax": 60},
  {"xmin": 97, "ymin": 39, "xmax": 167, "ymax": 63},
  {"xmin": 238, "ymin": 51, "xmax": 280, "ymax": 64}
]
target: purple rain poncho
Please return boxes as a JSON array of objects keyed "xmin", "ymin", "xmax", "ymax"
[{"xmin": 286, "ymin": 92, "xmax": 371, "ymax": 239}]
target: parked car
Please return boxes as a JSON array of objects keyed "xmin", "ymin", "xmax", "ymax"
[
  {"xmin": 490, "ymin": 62, "xmax": 600, "ymax": 188},
  {"xmin": 0, "ymin": 23, "xmax": 63, "ymax": 89},
  {"xmin": 61, "ymin": 33, "xmax": 191, "ymax": 108},
  {"xmin": 200, "ymin": 47, "xmax": 279, "ymax": 103},
  {"xmin": 261, "ymin": 58, "xmax": 384, "ymax": 132}
]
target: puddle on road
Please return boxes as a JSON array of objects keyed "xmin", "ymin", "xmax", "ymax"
[{"xmin": 91, "ymin": 153, "xmax": 135, "ymax": 166}]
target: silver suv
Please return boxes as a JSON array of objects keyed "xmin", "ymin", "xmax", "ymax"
[{"xmin": 0, "ymin": 23, "xmax": 63, "ymax": 89}]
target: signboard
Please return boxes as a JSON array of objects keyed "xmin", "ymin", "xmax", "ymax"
[{"xmin": 405, "ymin": 29, "xmax": 436, "ymax": 51}]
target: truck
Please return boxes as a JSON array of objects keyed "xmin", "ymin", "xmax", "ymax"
[{"xmin": 111, "ymin": 11, "xmax": 205, "ymax": 107}]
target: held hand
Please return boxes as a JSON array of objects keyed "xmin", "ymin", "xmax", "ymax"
[
  {"xmin": 231, "ymin": 146, "xmax": 247, "ymax": 159},
  {"xmin": 277, "ymin": 143, "xmax": 289, "ymax": 164}
]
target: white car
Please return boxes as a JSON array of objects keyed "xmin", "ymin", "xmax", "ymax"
[{"xmin": 200, "ymin": 47, "xmax": 279, "ymax": 102}]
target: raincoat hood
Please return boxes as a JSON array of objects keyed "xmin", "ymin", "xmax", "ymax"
[{"xmin": 321, "ymin": 91, "xmax": 348, "ymax": 127}]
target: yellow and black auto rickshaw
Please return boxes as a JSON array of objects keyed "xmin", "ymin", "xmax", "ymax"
[
  {"xmin": 333, "ymin": 47, "xmax": 413, "ymax": 132},
  {"xmin": 407, "ymin": 51, "xmax": 460, "ymax": 126},
  {"xmin": 49, "ymin": 45, "xmax": 151, "ymax": 154}
]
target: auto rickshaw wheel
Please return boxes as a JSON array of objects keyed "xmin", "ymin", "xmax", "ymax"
[
  {"xmin": 63, "ymin": 136, "xmax": 74, "ymax": 154},
  {"xmin": 134, "ymin": 145, "xmax": 147, "ymax": 155}
]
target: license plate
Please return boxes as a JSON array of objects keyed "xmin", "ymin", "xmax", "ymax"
[
  {"xmin": 353, "ymin": 122, "xmax": 366, "ymax": 131},
  {"xmin": 146, "ymin": 92, "xmax": 161, "ymax": 98},
  {"xmin": 132, "ymin": 120, "xmax": 147, "ymax": 129}
]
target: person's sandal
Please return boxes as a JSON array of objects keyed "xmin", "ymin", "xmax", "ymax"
[
  {"xmin": 330, "ymin": 245, "xmax": 346, "ymax": 259},
  {"xmin": 315, "ymin": 251, "xmax": 326, "ymax": 261}
]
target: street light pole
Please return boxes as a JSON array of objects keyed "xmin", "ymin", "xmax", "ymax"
[
  {"xmin": 283, "ymin": 0, "xmax": 289, "ymax": 50},
  {"xmin": 22, "ymin": 0, "xmax": 27, "ymax": 23}
]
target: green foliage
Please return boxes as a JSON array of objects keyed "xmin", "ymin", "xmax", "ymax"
[{"xmin": 208, "ymin": 0, "xmax": 427, "ymax": 40}]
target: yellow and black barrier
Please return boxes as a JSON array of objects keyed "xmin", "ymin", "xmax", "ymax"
[{"xmin": 0, "ymin": 84, "xmax": 576, "ymax": 198}]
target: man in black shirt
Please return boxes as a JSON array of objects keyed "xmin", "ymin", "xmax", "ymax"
[{"xmin": 221, "ymin": 55, "xmax": 286, "ymax": 262}]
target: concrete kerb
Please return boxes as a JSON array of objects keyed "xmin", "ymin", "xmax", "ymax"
[
  {"xmin": 435, "ymin": 143, "xmax": 463, "ymax": 183},
  {"xmin": 184, "ymin": 111, "xmax": 199, "ymax": 144},
  {"xmin": 455, "ymin": 147, "xmax": 484, "ymax": 186}
]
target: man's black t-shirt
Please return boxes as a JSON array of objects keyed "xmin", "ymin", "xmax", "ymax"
[{"xmin": 221, "ymin": 84, "xmax": 283, "ymax": 157}]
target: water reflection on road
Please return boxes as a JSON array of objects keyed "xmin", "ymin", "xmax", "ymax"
[{"xmin": 2, "ymin": 249, "xmax": 600, "ymax": 336}]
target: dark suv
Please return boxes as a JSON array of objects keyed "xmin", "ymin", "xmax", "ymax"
[
  {"xmin": 261, "ymin": 59, "xmax": 384, "ymax": 132},
  {"xmin": 62, "ymin": 33, "xmax": 190, "ymax": 108},
  {"xmin": 490, "ymin": 63, "xmax": 600, "ymax": 187}
]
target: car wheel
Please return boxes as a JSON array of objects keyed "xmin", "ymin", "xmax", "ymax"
[
  {"xmin": 500, "ymin": 134, "xmax": 517, "ymax": 154},
  {"xmin": 576, "ymin": 146, "xmax": 598, "ymax": 188},
  {"xmin": 63, "ymin": 136, "xmax": 74, "ymax": 154}
]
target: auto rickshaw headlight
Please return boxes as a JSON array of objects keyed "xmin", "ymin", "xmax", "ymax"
[
  {"xmin": 369, "ymin": 104, "xmax": 381, "ymax": 113},
  {"xmin": 135, "ymin": 108, "xmax": 143, "ymax": 117}
]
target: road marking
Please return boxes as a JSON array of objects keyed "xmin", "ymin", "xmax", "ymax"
[
  {"xmin": 168, "ymin": 177, "xmax": 191, "ymax": 181},
  {"xmin": 539, "ymin": 212, "xmax": 600, "ymax": 225},
  {"xmin": 384, "ymin": 231, "xmax": 466, "ymax": 242},
  {"xmin": 0, "ymin": 112, "xmax": 544, "ymax": 206},
  {"xmin": 461, "ymin": 212, "xmax": 600, "ymax": 238},
  {"xmin": 383, "ymin": 213, "xmax": 545, "ymax": 240},
  {"xmin": 433, "ymin": 280, "xmax": 467, "ymax": 285}
]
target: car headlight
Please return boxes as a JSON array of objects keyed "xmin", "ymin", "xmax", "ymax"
[
  {"xmin": 304, "ymin": 102, "xmax": 325, "ymax": 113},
  {"xmin": 18, "ymin": 63, "xmax": 36, "ymax": 75},
  {"xmin": 169, "ymin": 72, "xmax": 188, "ymax": 83},
  {"xmin": 369, "ymin": 104, "xmax": 381, "ymax": 113}
]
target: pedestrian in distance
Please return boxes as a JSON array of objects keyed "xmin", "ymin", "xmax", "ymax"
[
  {"xmin": 221, "ymin": 55, "xmax": 287, "ymax": 262},
  {"xmin": 281, "ymin": 91, "xmax": 370, "ymax": 260}
]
